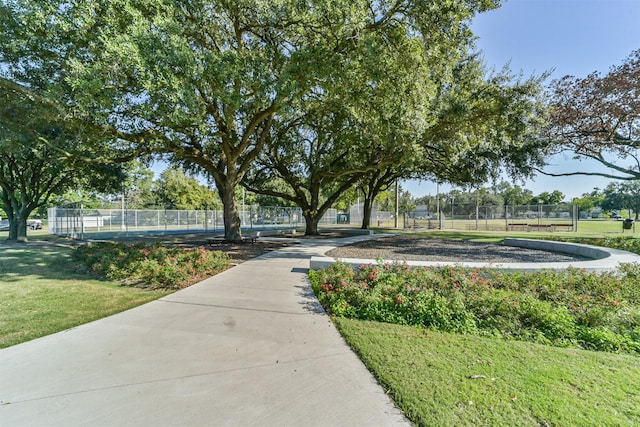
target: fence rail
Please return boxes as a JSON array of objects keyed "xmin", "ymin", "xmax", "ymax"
[{"xmin": 47, "ymin": 206, "xmax": 338, "ymax": 238}]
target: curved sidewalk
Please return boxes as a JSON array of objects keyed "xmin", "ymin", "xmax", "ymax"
[{"xmin": 0, "ymin": 236, "xmax": 410, "ymax": 427}]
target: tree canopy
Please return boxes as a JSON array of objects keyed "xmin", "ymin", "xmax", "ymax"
[
  {"xmin": 0, "ymin": 0, "xmax": 564, "ymax": 237},
  {"xmin": 0, "ymin": 79, "xmax": 125, "ymax": 241},
  {"xmin": 2, "ymin": 0, "xmax": 508, "ymax": 239}
]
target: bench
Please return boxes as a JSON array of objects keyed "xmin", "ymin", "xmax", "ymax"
[
  {"xmin": 507, "ymin": 223, "xmax": 528, "ymax": 231},
  {"xmin": 527, "ymin": 224, "xmax": 553, "ymax": 232},
  {"xmin": 276, "ymin": 229, "xmax": 296, "ymax": 236},
  {"xmin": 550, "ymin": 224, "xmax": 574, "ymax": 232},
  {"xmin": 242, "ymin": 231, "xmax": 261, "ymax": 243},
  {"xmin": 207, "ymin": 231, "xmax": 261, "ymax": 245}
]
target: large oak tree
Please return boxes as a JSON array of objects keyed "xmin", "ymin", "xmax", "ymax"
[
  {"xmin": 355, "ymin": 56, "xmax": 548, "ymax": 229},
  {"xmin": 244, "ymin": 2, "xmax": 507, "ymax": 234},
  {"xmin": 2, "ymin": 0, "xmax": 505, "ymax": 241}
]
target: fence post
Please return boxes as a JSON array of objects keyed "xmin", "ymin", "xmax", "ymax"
[{"xmin": 80, "ymin": 203, "xmax": 84, "ymax": 240}]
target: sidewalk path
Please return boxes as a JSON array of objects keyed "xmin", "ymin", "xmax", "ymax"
[{"xmin": 0, "ymin": 236, "xmax": 410, "ymax": 426}]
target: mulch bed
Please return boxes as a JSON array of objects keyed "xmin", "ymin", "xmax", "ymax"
[
  {"xmin": 202, "ymin": 240, "xmax": 293, "ymax": 264},
  {"xmin": 326, "ymin": 236, "xmax": 591, "ymax": 263},
  {"xmin": 108, "ymin": 230, "xmax": 359, "ymax": 264},
  {"xmin": 200, "ymin": 230, "xmax": 360, "ymax": 263}
]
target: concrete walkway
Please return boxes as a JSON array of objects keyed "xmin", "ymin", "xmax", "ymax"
[{"xmin": 0, "ymin": 237, "xmax": 410, "ymax": 426}]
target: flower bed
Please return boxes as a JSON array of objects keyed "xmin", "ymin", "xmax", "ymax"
[
  {"xmin": 309, "ymin": 261, "xmax": 640, "ymax": 354},
  {"xmin": 72, "ymin": 242, "xmax": 230, "ymax": 290}
]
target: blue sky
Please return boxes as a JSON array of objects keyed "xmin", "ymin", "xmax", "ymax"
[{"xmin": 405, "ymin": 0, "xmax": 640, "ymax": 200}]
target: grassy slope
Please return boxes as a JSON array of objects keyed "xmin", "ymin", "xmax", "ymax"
[
  {"xmin": 0, "ymin": 246, "xmax": 169, "ymax": 348},
  {"xmin": 335, "ymin": 317, "xmax": 640, "ymax": 427}
]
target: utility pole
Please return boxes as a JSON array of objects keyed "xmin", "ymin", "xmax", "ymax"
[{"xmin": 394, "ymin": 179, "xmax": 399, "ymax": 228}]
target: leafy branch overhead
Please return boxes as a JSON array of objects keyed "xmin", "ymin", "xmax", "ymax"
[{"xmin": 544, "ymin": 49, "xmax": 640, "ymax": 180}]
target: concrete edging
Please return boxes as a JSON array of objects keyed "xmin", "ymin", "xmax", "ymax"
[{"xmin": 310, "ymin": 237, "xmax": 640, "ymax": 273}]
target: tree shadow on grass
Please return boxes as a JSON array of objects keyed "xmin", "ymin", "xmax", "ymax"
[{"xmin": 0, "ymin": 246, "xmax": 93, "ymax": 283}]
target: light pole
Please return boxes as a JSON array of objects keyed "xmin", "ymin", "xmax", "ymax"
[
  {"xmin": 121, "ymin": 192, "xmax": 126, "ymax": 231},
  {"xmin": 436, "ymin": 183, "xmax": 441, "ymax": 229},
  {"xmin": 538, "ymin": 202, "xmax": 542, "ymax": 227},
  {"xmin": 451, "ymin": 196, "xmax": 455, "ymax": 229},
  {"xmin": 394, "ymin": 179, "xmax": 399, "ymax": 229}
]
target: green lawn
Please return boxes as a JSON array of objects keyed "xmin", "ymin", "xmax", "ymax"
[
  {"xmin": 4, "ymin": 229, "xmax": 640, "ymax": 426},
  {"xmin": 0, "ymin": 245, "xmax": 170, "ymax": 348},
  {"xmin": 336, "ymin": 317, "xmax": 640, "ymax": 427},
  {"xmin": 392, "ymin": 217, "xmax": 637, "ymax": 237},
  {"xmin": 381, "ymin": 220, "xmax": 639, "ymax": 242}
]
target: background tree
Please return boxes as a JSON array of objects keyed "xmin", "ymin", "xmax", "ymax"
[
  {"xmin": 476, "ymin": 187, "xmax": 503, "ymax": 207},
  {"xmin": 397, "ymin": 188, "xmax": 416, "ymax": 216},
  {"xmin": 601, "ymin": 181, "xmax": 640, "ymax": 220},
  {"xmin": 572, "ymin": 189, "xmax": 604, "ymax": 216},
  {"xmin": 155, "ymin": 167, "xmax": 219, "ymax": 211},
  {"xmin": 531, "ymin": 190, "xmax": 565, "ymax": 205},
  {"xmin": 492, "ymin": 181, "xmax": 533, "ymax": 206},
  {"xmin": 544, "ymin": 49, "xmax": 640, "ymax": 180},
  {"xmin": 120, "ymin": 162, "xmax": 157, "ymax": 209}
]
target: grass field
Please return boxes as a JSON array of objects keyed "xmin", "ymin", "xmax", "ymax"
[
  {"xmin": 371, "ymin": 216, "xmax": 638, "ymax": 238},
  {"xmin": 402, "ymin": 217, "xmax": 636, "ymax": 236},
  {"xmin": 0, "ymin": 243, "xmax": 170, "ymax": 348}
]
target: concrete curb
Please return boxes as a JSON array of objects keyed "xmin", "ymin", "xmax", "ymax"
[{"xmin": 310, "ymin": 238, "xmax": 640, "ymax": 273}]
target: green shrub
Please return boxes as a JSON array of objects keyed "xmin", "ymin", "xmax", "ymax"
[
  {"xmin": 73, "ymin": 242, "xmax": 230, "ymax": 290},
  {"xmin": 309, "ymin": 261, "xmax": 640, "ymax": 355}
]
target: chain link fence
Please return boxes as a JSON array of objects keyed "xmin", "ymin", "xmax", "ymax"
[
  {"xmin": 405, "ymin": 203, "xmax": 578, "ymax": 232},
  {"xmin": 47, "ymin": 200, "xmax": 580, "ymax": 237},
  {"xmin": 47, "ymin": 204, "xmax": 338, "ymax": 238}
]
